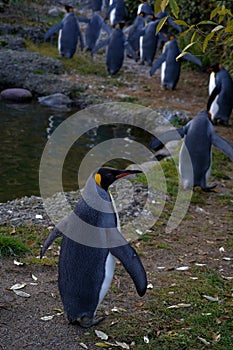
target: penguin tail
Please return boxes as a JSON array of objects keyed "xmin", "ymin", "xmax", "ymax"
[{"xmin": 40, "ymin": 227, "xmax": 62, "ymax": 258}]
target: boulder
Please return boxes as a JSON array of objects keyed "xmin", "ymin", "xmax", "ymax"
[
  {"xmin": 0, "ymin": 88, "xmax": 32, "ymax": 102},
  {"xmin": 38, "ymin": 93, "xmax": 73, "ymax": 109}
]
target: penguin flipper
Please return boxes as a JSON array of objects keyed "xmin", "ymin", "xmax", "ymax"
[
  {"xmin": 212, "ymin": 132, "xmax": 233, "ymax": 161},
  {"xmin": 183, "ymin": 53, "xmax": 202, "ymax": 67},
  {"xmin": 110, "ymin": 244, "xmax": 147, "ymax": 297},
  {"xmin": 40, "ymin": 227, "xmax": 62, "ymax": 258},
  {"xmin": 150, "ymin": 127, "xmax": 185, "ymax": 150},
  {"xmin": 167, "ymin": 17, "xmax": 182, "ymax": 33},
  {"xmin": 150, "ymin": 53, "xmax": 166, "ymax": 76},
  {"xmin": 44, "ymin": 22, "xmax": 63, "ymax": 40},
  {"xmin": 77, "ymin": 17, "xmax": 91, "ymax": 24},
  {"xmin": 101, "ymin": 22, "xmax": 112, "ymax": 36},
  {"xmin": 92, "ymin": 38, "xmax": 110, "ymax": 55}
]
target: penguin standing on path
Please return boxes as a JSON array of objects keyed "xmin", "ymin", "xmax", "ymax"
[
  {"xmin": 207, "ymin": 62, "xmax": 233, "ymax": 125},
  {"xmin": 41, "ymin": 168, "xmax": 147, "ymax": 328},
  {"xmin": 92, "ymin": 21, "xmax": 137, "ymax": 75},
  {"xmin": 44, "ymin": 4, "xmax": 84, "ymax": 58},
  {"xmin": 150, "ymin": 110, "xmax": 233, "ymax": 191},
  {"xmin": 78, "ymin": 13, "xmax": 112, "ymax": 51},
  {"xmin": 150, "ymin": 35, "xmax": 202, "ymax": 90}
]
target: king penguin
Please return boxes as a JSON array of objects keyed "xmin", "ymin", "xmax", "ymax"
[
  {"xmin": 207, "ymin": 62, "xmax": 233, "ymax": 125},
  {"xmin": 92, "ymin": 21, "xmax": 137, "ymax": 75},
  {"xmin": 44, "ymin": 4, "xmax": 84, "ymax": 58},
  {"xmin": 78, "ymin": 12, "xmax": 112, "ymax": 51},
  {"xmin": 150, "ymin": 110, "xmax": 233, "ymax": 191},
  {"xmin": 40, "ymin": 168, "xmax": 147, "ymax": 328},
  {"xmin": 150, "ymin": 35, "xmax": 202, "ymax": 90}
]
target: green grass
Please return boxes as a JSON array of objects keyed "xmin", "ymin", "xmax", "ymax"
[
  {"xmin": 79, "ymin": 270, "xmax": 233, "ymax": 349},
  {"xmin": 27, "ymin": 41, "xmax": 107, "ymax": 77},
  {"xmin": 0, "ymin": 234, "xmax": 29, "ymax": 257},
  {"xmin": 0, "ymin": 225, "xmax": 59, "ymax": 264}
]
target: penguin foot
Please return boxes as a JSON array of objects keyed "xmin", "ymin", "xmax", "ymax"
[
  {"xmin": 69, "ymin": 315, "xmax": 105, "ymax": 328},
  {"xmin": 202, "ymin": 183, "xmax": 217, "ymax": 192}
]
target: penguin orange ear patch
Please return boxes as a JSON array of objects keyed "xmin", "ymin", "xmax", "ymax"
[{"xmin": 95, "ymin": 173, "xmax": 101, "ymax": 187}]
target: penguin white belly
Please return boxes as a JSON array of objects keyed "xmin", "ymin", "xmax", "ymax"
[
  {"xmin": 98, "ymin": 252, "xmax": 116, "ymax": 308},
  {"xmin": 110, "ymin": 8, "xmax": 116, "ymax": 26},
  {"xmin": 161, "ymin": 61, "xmax": 166, "ymax": 85},
  {"xmin": 205, "ymin": 150, "xmax": 212, "ymax": 183},
  {"xmin": 139, "ymin": 35, "xmax": 143, "ymax": 60},
  {"xmin": 208, "ymin": 72, "xmax": 215, "ymax": 95},
  {"xmin": 179, "ymin": 140, "xmax": 194, "ymax": 189},
  {"xmin": 58, "ymin": 29, "xmax": 62, "ymax": 53},
  {"xmin": 208, "ymin": 72, "xmax": 219, "ymax": 120},
  {"xmin": 209, "ymin": 96, "xmax": 219, "ymax": 120}
]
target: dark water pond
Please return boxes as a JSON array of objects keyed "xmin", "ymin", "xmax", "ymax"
[{"xmin": 0, "ymin": 100, "xmax": 150, "ymax": 203}]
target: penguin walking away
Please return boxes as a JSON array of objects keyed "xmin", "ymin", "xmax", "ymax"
[
  {"xmin": 78, "ymin": 13, "xmax": 112, "ymax": 51},
  {"xmin": 105, "ymin": 0, "xmax": 127, "ymax": 27},
  {"xmin": 92, "ymin": 21, "xmax": 137, "ymax": 75},
  {"xmin": 44, "ymin": 4, "xmax": 84, "ymax": 58},
  {"xmin": 127, "ymin": 12, "xmax": 147, "ymax": 58},
  {"xmin": 41, "ymin": 168, "xmax": 147, "ymax": 328},
  {"xmin": 207, "ymin": 63, "xmax": 233, "ymax": 125},
  {"xmin": 150, "ymin": 35, "xmax": 202, "ymax": 90},
  {"xmin": 150, "ymin": 110, "xmax": 233, "ymax": 191}
]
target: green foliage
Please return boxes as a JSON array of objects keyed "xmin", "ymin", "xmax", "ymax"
[
  {"xmin": 0, "ymin": 234, "xmax": 29, "ymax": 257},
  {"xmin": 155, "ymin": 0, "xmax": 233, "ymax": 73}
]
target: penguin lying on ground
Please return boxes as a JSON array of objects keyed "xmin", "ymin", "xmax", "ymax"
[
  {"xmin": 150, "ymin": 110, "xmax": 233, "ymax": 191},
  {"xmin": 150, "ymin": 34, "xmax": 202, "ymax": 89},
  {"xmin": 44, "ymin": 3, "xmax": 84, "ymax": 58},
  {"xmin": 92, "ymin": 21, "xmax": 137, "ymax": 75},
  {"xmin": 41, "ymin": 168, "xmax": 147, "ymax": 328},
  {"xmin": 207, "ymin": 62, "xmax": 233, "ymax": 125},
  {"xmin": 78, "ymin": 13, "xmax": 112, "ymax": 51}
]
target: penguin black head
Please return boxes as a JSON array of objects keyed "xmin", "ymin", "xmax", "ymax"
[
  {"xmin": 60, "ymin": 3, "xmax": 73, "ymax": 13},
  {"xmin": 94, "ymin": 167, "xmax": 142, "ymax": 191},
  {"xmin": 208, "ymin": 62, "xmax": 221, "ymax": 73}
]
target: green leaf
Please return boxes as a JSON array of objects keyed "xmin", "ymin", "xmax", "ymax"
[
  {"xmin": 210, "ymin": 7, "xmax": 220, "ymax": 20},
  {"xmin": 198, "ymin": 20, "xmax": 217, "ymax": 25},
  {"xmin": 182, "ymin": 41, "xmax": 196, "ymax": 51},
  {"xmin": 161, "ymin": 0, "xmax": 169, "ymax": 13},
  {"xmin": 190, "ymin": 31, "xmax": 196, "ymax": 43},
  {"xmin": 176, "ymin": 51, "xmax": 189, "ymax": 61},
  {"xmin": 225, "ymin": 19, "xmax": 233, "ymax": 33},
  {"xmin": 211, "ymin": 25, "xmax": 224, "ymax": 32},
  {"xmin": 203, "ymin": 32, "xmax": 215, "ymax": 52},
  {"xmin": 178, "ymin": 25, "xmax": 195, "ymax": 39},
  {"xmin": 224, "ymin": 35, "xmax": 233, "ymax": 44},
  {"xmin": 156, "ymin": 16, "xmax": 168, "ymax": 35},
  {"xmin": 154, "ymin": 0, "xmax": 163, "ymax": 15},
  {"xmin": 169, "ymin": 0, "xmax": 179, "ymax": 19},
  {"xmin": 174, "ymin": 20, "xmax": 188, "ymax": 26}
]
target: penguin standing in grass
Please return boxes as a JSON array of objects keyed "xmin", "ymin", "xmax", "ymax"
[
  {"xmin": 150, "ymin": 110, "xmax": 233, "ymax": 191},
  {"xmin": 150, "ymin": 35, "xmax": 202, "ymax": 90},
  {"xmin": 44, "ymin": 3, "xmax": 84, "ymax": 58},
  {"xmin": 41, "ymin": 168, "xmax": 147, "ymax": 328},
  {"xmin": 92, "ymin": 21, "xmax": 137, "ymax": 75},
  {"xmin": 207, "ymin": 62, "xmax": 233, "ymax": 125}
]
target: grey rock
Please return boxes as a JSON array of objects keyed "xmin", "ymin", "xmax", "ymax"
[
  {"xmin": 0, "ymin": 49, "xmax": 85, "ymax": 97},
  {"xmin": 38, "ymin": 93, "xmax": 74, "ymax": 109},
  {"xmin": 0, "ymin": 88, "xmax": 32, "ymax": 102}
]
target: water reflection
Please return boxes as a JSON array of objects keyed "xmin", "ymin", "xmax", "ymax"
[{"xmin": 0, "ymin": 101, "xmax": 150, "ymax": 202}]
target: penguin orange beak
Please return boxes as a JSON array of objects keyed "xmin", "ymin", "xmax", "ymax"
[{"xmin": 116, "ymin": 170, "xmax": 142, "ymax": 179}]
